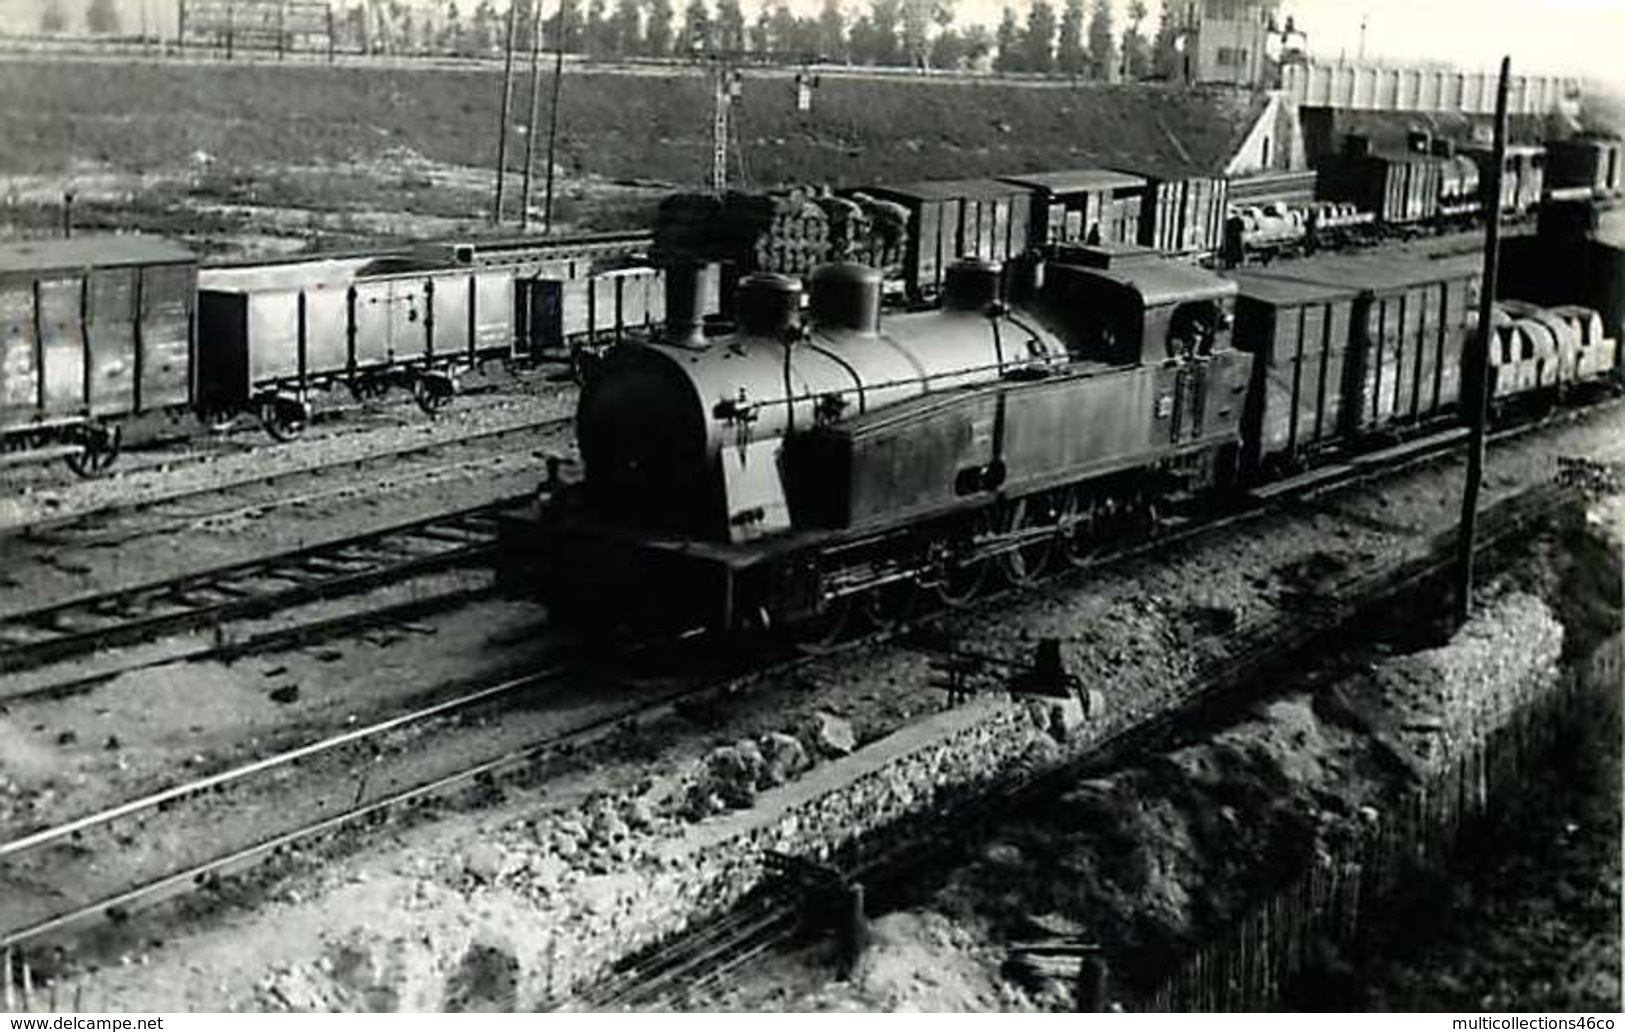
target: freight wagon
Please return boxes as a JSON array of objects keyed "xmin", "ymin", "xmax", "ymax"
[
  {"xmin": 0, "ymin": 237, "xmax": 197, "ymax": 474},
  {"xmin": 197, "ymin": 257, "xmax": 515, "ymax": 440},
  {"xmin": 997, "ymin": 170, "xmax": 1147, "ymax": 250},
  {"xmin": 856, "ymin": 179, "xmax": 1034, "ymax": 300}
]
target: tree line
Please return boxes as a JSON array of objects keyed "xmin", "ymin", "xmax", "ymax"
[
  {"xmin": 35, "ymin": 0, "xmax": 1190, "ymax": 78},
  {"xmin": 362, "ymin": 0, "xmax": 1186, "ymax": 78}
]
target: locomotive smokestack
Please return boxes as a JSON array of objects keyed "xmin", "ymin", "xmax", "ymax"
[
  {"xmin": 736, "ymin": 273, "xmax": 802, "ymax": 338},
  {"xmin": 808, "ymin": 262, "xmax": 882, "ymax": 336},
  {"xmin": 662, "ymin": 261, "xmax": 712, "ymax": 348}
]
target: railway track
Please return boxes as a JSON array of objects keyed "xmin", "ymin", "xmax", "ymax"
[
  {"xmin": 0, "ymin": 398, "xmax": 1616, "ymax": 993},
  {"xmin": 4, "ymin": 411, "xmax": 571, "ymax": 543},
  {"xmin": 577, "ymin": 461, "xmax": 1605, "ymax": 1011},
  {"xmin": 0, "ymin": 498, "xmax": 523, "ymax": 694}
]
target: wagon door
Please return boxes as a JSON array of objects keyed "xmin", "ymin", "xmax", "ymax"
[
  {"xmin": 0, "ymin": 279, "xmax": 40, "ymax": 424},
  {"xmin": 37, "ymin": 275, "xmax": 86, "ymax": 418},
  {"xmin": 138, "ymin": 263, "xmax": 195, "ymax": 412},
  {"xmin": 388, "ymin": 277, "xmax": 431, "ymax": 365},
  {"xmin": 86, "ymin": 267, "xmax": 137, "ymax": 417}
]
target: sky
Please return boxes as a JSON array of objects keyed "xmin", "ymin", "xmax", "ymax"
[{"xmin": 6, "ymin": 0, "xmax": 1625, "ymax": 90}]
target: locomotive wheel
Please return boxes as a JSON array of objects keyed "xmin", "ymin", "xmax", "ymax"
[
  {"xmin": 861, "ymin": 583, "xmax": 915, "ymax": 632},
  {"xmin": 793, "ymin": 597, "xmax": 856, "ymax": 654},
  {"xmin": 1000, "ymin": 496, "xmax": 1057, "ymax": 586},
  {"xmin": 259, "ymin": 398, "xmax": 310, "ymax": 443},
  {"xmin": 64, "ymin": 423, "xmax": 121, "ymax": 478},
  {"xmin": 1058, "ymin": 491, "xmax": 1103, "ymax": 568}
]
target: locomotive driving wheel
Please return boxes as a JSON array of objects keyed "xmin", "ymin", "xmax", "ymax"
[
  {"xmin": 1057, "ymin": 489, "xmax": 1104, "ymax": 568},
  {"xmin": 861, "ymin": 582, "xmax": 915, "ymax": 632},
  {"xmin": 1000, "ymin": 495, "xmax": 1059, "ymax": 586},
  {"xmin": 793, "ymin": 596, "xmax": 856, "ymax": 654},
  {"xmin": 64, "ymin": 423, "xmax": 121, "ymax": 478},
  {"xmin": 934, "ymin": 513, "xmax": 995, "ymax": 608}
]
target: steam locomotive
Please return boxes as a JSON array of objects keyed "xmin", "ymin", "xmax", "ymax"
[{"xmin": 528, "ymin": 229, "xmax": 1625, "ymax": 642}]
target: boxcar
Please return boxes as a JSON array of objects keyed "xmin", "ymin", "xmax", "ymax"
[
  {"xmin": 198, "ymin": 256, "xmax": 513, "ymax": 438},
  {"xmin": 860, "ymin": 179, "xmax": 1033, "ymax": 299},
  {"xmin": 1228, "ymin": 271, "xmax": 1359, "ymax": 475},
  {"xmin": 1545, "ymin": 135, "xmax": 1624, "ymax": 201},
  {"xmin": 1136, "ymin": 172, "xmax": 1229, "ymax": 257},
  {"xmin": 0, "ymin": 236, "xmax": 197, "ymax": 473},
  {"xmin": 1465, "ymin": 143, "xmax": 1547, "ymax": 215},
  {"xmin": 997, "ymin": 169, "xmax": 1147, "ymax": 250},
  {"xmin": 1240, "ymin": 252, "xmax": 1481, "ymax": 435}
]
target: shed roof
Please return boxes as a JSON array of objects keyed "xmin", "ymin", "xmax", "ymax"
[
  {"xmin": 998, "ymin": 169, "xmax": 1148, "ymax": 195},
  {"xmin": 866, "ymin": 178, "xmax": 1032, "ymax": 202},
  {"xmin": 0, "ymin": 235, "xmax": 195, "ymax": 275}
]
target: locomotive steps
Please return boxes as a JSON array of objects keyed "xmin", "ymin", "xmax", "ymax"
[{"xmin": 7, "ymin": 392, "xmax": 1619, "ymax": 1012}]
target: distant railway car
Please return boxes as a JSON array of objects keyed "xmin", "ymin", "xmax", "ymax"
[
  {"xmin": 1466, "ymin": 143, "xmax": 1546, "ymax": 216},
  {"xmin": 517, "ymin": 262, "xmax": 722, "ymax": 369},
  {"xmin": 1545, "ymin": 134, "xmax": 1624, "ymax": 201},
  {"xmin": 0, "ymin": 236, "xmax": 197, "ymax": 474},
  {"xmin": 197, "ymin": 257, "xmax": 514, "ymax": 439},
  {"xmin": 997, "ymin": 169, "xmax": 1147, "ymax": 250},
  {"xmin": 859, "ymin": 179, "xmax": 1033, "ymax": 299},
  {"xmin": 412, "ymin": 230, "xmax": 654, "ymax": 274},
  {"xmin": 1138, "ymin": 172, "xmax": 1229, "ymax": 257}
]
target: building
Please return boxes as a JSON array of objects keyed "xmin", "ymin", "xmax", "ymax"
[{"xmin": 1174, "ymin": 0, "xmax": 1276, "ymax": 89}]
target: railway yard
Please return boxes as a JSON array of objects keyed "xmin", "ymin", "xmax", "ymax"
[{"xmin": 0, "ymin": 50, "xmax": 1623, "ymax": 1016}]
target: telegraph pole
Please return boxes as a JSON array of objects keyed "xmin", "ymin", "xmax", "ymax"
[
  {"xmin": 1455, "ymin": 54, "xmax": 1511, "ymax": 625},
  {"xmin": 491, "ymin": 0, "xmax": 520, "ymax": 224},
  {"xmin": 541, "ymin": 0, "xmax": 566, "ymax": 233},
  {"xmin": 519, "ymin": 0, "xmax": 546, "ymax": 228}
]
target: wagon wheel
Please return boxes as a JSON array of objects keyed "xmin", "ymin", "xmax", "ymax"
[
  {"xmin": 258, "ymin": 397, "xmax": 310, "ymax": 443},
  {"xmin": 793, "ymin": 596, "xmax": 856, "ymax": 654},
  {"xmin": 200, "ymin": 408, "xmax": 241, "ymax": 435},
  {"xmin": 1000, "ymin": 495, "xmax": 1059, "ymax": 587},
  {"xmin": 412, "ymin": 375, "xmax": 457, "ymax": 417},
  {"xmin": 64, "ymin": 423, "xmax": 121, "ymax": 478}
]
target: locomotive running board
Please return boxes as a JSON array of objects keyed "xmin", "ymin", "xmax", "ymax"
[{"xmin": 1250, "ymin": 426, "xmax": 1470, "ymax": 502}]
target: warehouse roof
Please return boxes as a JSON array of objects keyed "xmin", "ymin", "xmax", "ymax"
[{"xmin": 0, "ymin": 235, "xmax": 195, "ymax": 275}]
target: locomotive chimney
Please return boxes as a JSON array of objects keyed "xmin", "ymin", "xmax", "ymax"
[
  {"xmin": 662, "ymin": 260, "xmax": 712, "ymax": 348},
  {"xmin": 808, "ymin": 262, "xmax": 882, "ymax": 336},
  {"xmin": 736, "ymin": 273, "xmax": 802, "ymax": 337},
  {"xmin": 943, "ymin": 258, "xmax": 1003, "ymax": 312}
]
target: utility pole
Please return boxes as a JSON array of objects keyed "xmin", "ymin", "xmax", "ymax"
[
  {"xmin": 541, "ymin": 2, "xmax": 566, "ymax": 234},
  {"xmin": 491, "ymin": 0, "xmax": 520, "ymax": 224},
  {"xmin": 519, "ymin": 0, "xmax": 546, "ymax": 228},
  {"xmin": 1455, "ymin": 54, "xmax": 1511, "ymax": 625}
]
